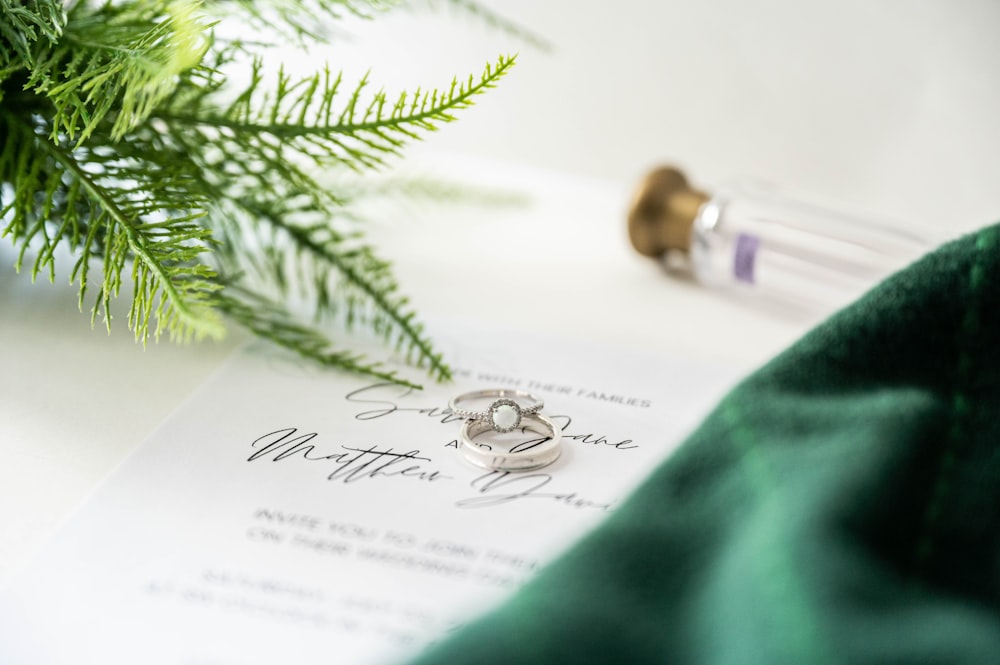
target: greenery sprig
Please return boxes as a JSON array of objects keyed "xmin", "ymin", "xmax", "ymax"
[{"xmin": 0, "ymin": 0, "xmax": 516, "ymax": 388}]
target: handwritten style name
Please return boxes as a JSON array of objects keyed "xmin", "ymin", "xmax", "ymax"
[
  {"xmin": 345, "ymin": 384, "xmax": 464, "ymax": 424},
  {"xmin": 455, "ymin": 471, "xmax": 614, "ymax": 511},
  {"xmin": 248, "ymin": 428, "xmax": 450, "ymax": 484}
]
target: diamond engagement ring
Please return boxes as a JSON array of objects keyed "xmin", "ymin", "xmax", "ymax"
[
  {"xmin": 459, "ymin": 413, "xmax": 562, "ymax": 472},
  {"xmin": 448, "ymin": 389, "xmax": 545, "ymax": 434}
]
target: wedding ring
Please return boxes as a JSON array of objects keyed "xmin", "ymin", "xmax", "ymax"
[
  {"xmin": 449, "ymin": 389, "xmax": 544, "ymax": 434},
  {"xmin": 459, "ymin": 413, "xmax": 562, "ymax": 472}
]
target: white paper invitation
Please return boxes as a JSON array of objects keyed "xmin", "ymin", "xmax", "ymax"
[{"xmin": 0, "ymin": 321, "xmax": 743, "ymax": 664}]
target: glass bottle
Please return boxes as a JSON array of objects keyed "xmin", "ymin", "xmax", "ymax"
[{"xmin": 627, "ymin": 167, "xmax": 934, "ymax": 313}]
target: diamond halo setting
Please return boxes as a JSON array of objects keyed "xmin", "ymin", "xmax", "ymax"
[{"xmin": 488, "ymin": 399, "xmax": 522, "ymax": 433}]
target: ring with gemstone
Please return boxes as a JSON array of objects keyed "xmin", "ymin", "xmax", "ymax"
[
  {"xmin": 448, "ymin": 389, "xmax": 545, "ymax": 434},
  {"xmin": 459, "ymin": 413, "xmax": 562, "ymax": 472}
]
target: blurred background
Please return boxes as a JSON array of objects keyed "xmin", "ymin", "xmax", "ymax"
[{"xmin": 336, "ymin": 0, "xmax": 1000, "ymax": 233}]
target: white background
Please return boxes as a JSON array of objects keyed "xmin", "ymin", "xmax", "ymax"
[{"xmin": 2, "ymin": 0, "xmax": 999, "ymax": 578}]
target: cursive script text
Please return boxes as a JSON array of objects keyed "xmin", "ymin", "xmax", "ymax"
[
  {"xmin": 345, "ymin": 384, "xmax": 465, "ymax": 424},
  {"xmin": 455, "ymin": 471, "xmax": 614, "ymax": 511},
  {"xmin": 248, "ymin": 428, "xmax": 451, "ymax": 485}
]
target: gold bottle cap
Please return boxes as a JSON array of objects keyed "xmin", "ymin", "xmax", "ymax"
[{"xmin": 627, "ymin": 166, "xmax": 709, "ymax": 258}]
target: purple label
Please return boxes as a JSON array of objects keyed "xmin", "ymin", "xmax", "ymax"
[{"xmin": 733, "ymin": 233, "xmax": 761, "ymax": 284}]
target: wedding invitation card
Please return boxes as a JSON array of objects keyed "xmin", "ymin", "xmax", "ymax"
[{"xmin": 0, "ymin": 322, "xmax": 743, "ymax": 664}]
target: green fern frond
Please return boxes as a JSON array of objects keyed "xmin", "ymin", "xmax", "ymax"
[
  {"xmin": 0, "ymin": 110, "xmax": 225, "ymax": 343},
  {"xmin": 135, "ymin": 53, "xmax": 512, "ymax": 380},
  {"xmin": 25, "ymin": 0, "xmax": 209, "ymax": 142},
  {"xmin": 0, "ymin": 0, "xmax": 65, "ymax": 73},
  {"xmin": 217, "ymin": 285, "xmax": 425, "ymax": 389},
  {"xmin": 1, "ymin": 0, "xmax": 524, "ymax": 387},
  {"xmin": 204, "ymin": 183, "xmax": 451, "ymax": 382},
  {"xmin": 160, "ymin": 53, "xmax": 516, "ymax": 170},
  {"xmin": 157, "ymin": 72, "xmax": 461, "ymax": 380},
  {"xmin": 271, "ymin": 221, "xmax": 451, "ymax": 381},
  {"xmin": 0, "ymin": 109, "xmax": 81, "ymax": 282}
]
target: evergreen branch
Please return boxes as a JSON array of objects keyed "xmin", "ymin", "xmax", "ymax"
[
  {"xmin": 0, "ymin": 108, "xmax": 77, "ymax": 281},
  {"xmin": 1, "ymin": 0, "xmax": 523, "ymax": 387},
  {"xmin": 216, "ymin": 286, "xmax": 424, "ymax": 389},
  {"xmin": 1, "ymin": 110, "xmax": 224, "ymax": 342},
  {"xmin": 0, "ymin": 0, "xmax": 65, "ymax": 72},
  {"xmin": 274, "ymin": 220, "xmax": 450, "ymax": 381},
  {"xmin": 25, "ymin": 0, "xmax": 209, "ymax": 142},
  {"xmin": 203, "ymin": 182, "xmax": 451, "ymax": 382},
  {"xmin": 170, "ymin": 110, "xmax": 450, "ymax": 381},
  {"xmin": 159, "ymin": 54, "xmax": 516, "ymax": 171}
]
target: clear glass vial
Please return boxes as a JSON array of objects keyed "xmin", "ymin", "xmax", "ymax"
[{"xmin": 627, "ymin": 167, "xmax": 933, "ymax": 312}]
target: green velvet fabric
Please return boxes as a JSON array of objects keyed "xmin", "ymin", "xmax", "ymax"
[{"xmin": 405, "ymin": 225, "xmax": 1000, "ymax": 664}]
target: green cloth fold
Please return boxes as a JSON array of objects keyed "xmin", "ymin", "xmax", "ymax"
[{"xmin": 405, "ymin": 224, "xmax": 1000, "ymax": 664}]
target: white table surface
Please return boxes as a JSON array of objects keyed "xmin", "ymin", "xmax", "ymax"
[{"xmin": 3, "ymin": 0, "xmax": 999, "ymax": 580}]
